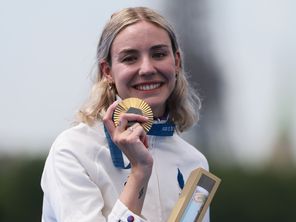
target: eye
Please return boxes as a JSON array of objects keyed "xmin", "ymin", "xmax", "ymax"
[
  {"xmin": 152, "ymin": 51, "xmax": 167, "ymax": 59},
  {"xmin": 122, "ymin": 55, "xmax": 137, "ymax": 64}
]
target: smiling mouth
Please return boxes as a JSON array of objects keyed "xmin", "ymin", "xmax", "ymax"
[{"xmin": 134, "ymin": 83, "xmax": 162, "ymax": 91}]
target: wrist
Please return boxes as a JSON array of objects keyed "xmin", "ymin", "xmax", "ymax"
[{"xmin": 131, "ymin": 163, "xmax": 153, "ymax": 181}]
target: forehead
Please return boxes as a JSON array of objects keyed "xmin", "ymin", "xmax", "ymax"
[{"xmin": 111, "ymin": 21, "xmax": 172, "ymax": 54}]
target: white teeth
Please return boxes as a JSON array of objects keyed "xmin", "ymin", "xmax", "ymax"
[{"xmin": 136, "ymin": 83, "xmax": 161, "ymax": 91}]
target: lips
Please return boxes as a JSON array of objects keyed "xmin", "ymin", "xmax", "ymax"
[{"xmin": 134, "ymin": 83, "xmax": 162, "ymax": 91}]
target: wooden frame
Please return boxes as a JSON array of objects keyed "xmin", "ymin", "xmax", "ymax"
[{"xmin": 168, "ymin": 168, "xmax": 221, "ymax": 222}]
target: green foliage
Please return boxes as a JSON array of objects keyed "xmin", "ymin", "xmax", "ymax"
[
  {"xmin": 210, "ymin": 166, "xmax": 296, "ymax": 222},
  {"xmin": 0, "ymin": 157, "xmax": 296, "ymax": 222},
  {"xmin": 0, "ymin": 157, "xmax": 45, "ymax": 222}
]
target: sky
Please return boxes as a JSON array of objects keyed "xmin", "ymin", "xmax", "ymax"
[
  {"xmin": 1, "ymin": 0, "xmax": 295, "ymax": 168},
  {"xmin": 207, "ymin": 0, "xmax": 296, "ymax": 165},
  {"xmin": 0, "ymin": 0, "xmax": 163, "ymax": 155}
]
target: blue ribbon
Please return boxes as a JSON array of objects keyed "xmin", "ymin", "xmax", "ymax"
[
  {"xmin": 177, "ymin": 168, "xmax": 184, "ymax": 190},
  {"xmin": 104, "ymin": 126, "xmax": 131, "ymax": 169},
  {"xmin": 104, "ymin": 121, "xmax": 175, "ymax": 169},
  {"xmin": 148, "ymin": 122, "xmax": 175, "ymax": 136}
]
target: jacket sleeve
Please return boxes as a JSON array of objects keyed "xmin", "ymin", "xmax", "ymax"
[
  {"xmin": 41, "ymin": 141, "xmax": 107, "ymax": 222},
  {"xmin": 108, "ymin": 200, "xmax": 148, "ymax": 222},
  {"xmin": 41, "ymin": 139, "xmax": 149, "ymax": 222}
]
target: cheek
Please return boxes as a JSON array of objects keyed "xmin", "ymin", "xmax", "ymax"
[
  {"xmin": 163, "ymin": 69, "xmax": 177, "ymax": 93},
  {"xmin": 162, "ymin": 58, "xmax": 178, "ymax": 76},
  {"xmin": 166, "ymin": 64, "xmax": 177, "ymax": 90},
  {"xmin": 111, "ymin": 66, "xmax": 131, "ymax": 83},
  {"xmin": 111, "ymin": 67, "xmax": 135, "ymax": 97},
  {"xmin": 161, "ymin": 64, "xmax": 177, "ymax": 82}
]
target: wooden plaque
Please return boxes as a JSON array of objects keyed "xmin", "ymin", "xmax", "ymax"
[{"xmin": 168, "ymin": 168, "xmax": 221, "ymax": 222}]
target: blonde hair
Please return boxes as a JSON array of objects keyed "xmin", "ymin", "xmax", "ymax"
[{"xmin": 77, "ymin": 7, "xmax": 201, "ymax": 132}]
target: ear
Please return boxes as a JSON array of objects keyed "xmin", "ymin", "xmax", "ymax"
[
  {"xmin": 174, "ymin": 50, "xmax": 181, "ymax": 73},
  {"xmin": 100, "ymin": 60, "xmax": 113, "ymax": 82}
]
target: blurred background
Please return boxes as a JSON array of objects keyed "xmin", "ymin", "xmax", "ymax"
[{"xmin": 1, "ymin": 0, "xmax": 295, "ymax": 221}]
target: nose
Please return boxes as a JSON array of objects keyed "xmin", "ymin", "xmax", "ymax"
[{"xmin": 138, "ymin": 56, "xmax": 156, "ymax": 76}]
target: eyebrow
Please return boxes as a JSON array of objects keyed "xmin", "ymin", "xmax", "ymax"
[
  {"xmin": 118, "ymin": 49, "xmax": 138, "ymax": 56},
  {"xmin": 118, "ymin": 44, "xmax": 170, "ymax": 55},
  {"xmin": 150, "ymin": 44, "xmax": 170, "ymax": 50}
]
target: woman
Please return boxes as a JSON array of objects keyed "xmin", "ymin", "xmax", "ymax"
[{"xmin": 41, "ymin": 6, "xmax": 209, "ymax": 222}]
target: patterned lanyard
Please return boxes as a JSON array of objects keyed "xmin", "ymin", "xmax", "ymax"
[{"xmin": 103, "ymin": 121, "xmax": 175, "ymax": 169}]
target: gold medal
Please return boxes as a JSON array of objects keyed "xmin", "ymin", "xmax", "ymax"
[{"xmin": 113, "ymin": 98, "xmax": 154, "ymax": 133}]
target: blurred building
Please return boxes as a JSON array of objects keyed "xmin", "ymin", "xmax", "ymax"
[{"xmin": 164, "ymin": 0, "xmax": 296, "ymax": 168}]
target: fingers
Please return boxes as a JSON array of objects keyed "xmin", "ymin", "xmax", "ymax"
[
  {"xmin": 127, "ymin": 125, "xmax": 135, "ymax": 133},
  {"xmin": 103, "ymin": 101, "xmax": 119, "ymax": 135},
  {"xmin": 122, "ymin": 123, "xmax": 142, "ymax": 137},
  {"xmin": 143, "ymin": 135, "xmax": 148, "ymax": 148},
  {"xmin": 103, "ymin": 102, "xmax": 149, "ymax": 147},
  {"xmin": 126, "ymin": 123, "xmax": 148, "ymax": 148},
  {"xmin": 121, "ymin": 113, "xmax": 149, "ymax": 125},
  {"xmin": 116, "ymin": 113, "xmax": 148, "ymax": 132}
]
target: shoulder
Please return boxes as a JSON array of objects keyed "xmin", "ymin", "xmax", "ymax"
[
  {"xmin": 49, "ymin": 121, "xmax": 106, "ymax": 162},
  {"xmin": 57, "ymin": 121, "xmax": 101, "ymax": 139},
  {"xmin": 172, "ymin": 133, "xmax": 209, "ymax": 170}
]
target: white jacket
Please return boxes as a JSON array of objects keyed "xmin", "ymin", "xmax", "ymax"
[{"xmin": 41, "ymin": 121, "xmax": 209, "ymax": 222}]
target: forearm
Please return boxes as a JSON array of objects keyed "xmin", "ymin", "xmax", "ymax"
[{"xmin": 119, "ymin": 165, "xmax": 152, "ymax": 215}]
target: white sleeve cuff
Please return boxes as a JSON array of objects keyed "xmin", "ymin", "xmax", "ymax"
[{"xmin": 108, "ymin": 199, "xmax": 147, "ymax": 222}]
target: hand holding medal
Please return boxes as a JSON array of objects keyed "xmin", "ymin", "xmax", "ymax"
[
  {"xmin": 103, "ymin": 97, "xmax": 154, "ymax": 161},
  {"xmin": 113, "ymin": 97, "xmax": 154, "ymax": 133}
]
